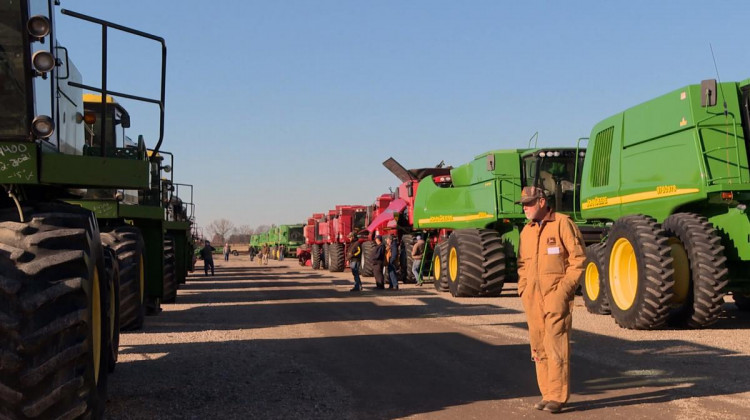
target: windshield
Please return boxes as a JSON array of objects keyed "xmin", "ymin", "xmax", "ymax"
[
  {"xmin": 289, "ymin": 227, "xmax": 304, "ymax": 243},
  {"xmin": 523, "ymin": 150, "xmax": 584, "ymax": 213},
  {"xmin": 353, "ymin": 212, "xmax": 366, "ymax": 230},
  {"xmin": 0, "ymin": 1, "xmax": 30, "ymax": 139}
]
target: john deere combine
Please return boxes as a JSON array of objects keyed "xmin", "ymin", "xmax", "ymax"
[
  {"xmin": 409, "ymin": 146, "xmax": 601, "ymax": 297},
  {"xmin": 0, "ymin": 1, "xmax": 175, "ymax": 417},
  {"xmin": 579, "ymin": 78, "xmax": 750, "ymax": 329}
]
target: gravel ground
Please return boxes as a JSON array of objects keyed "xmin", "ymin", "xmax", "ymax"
[{"xmin": 105, "ymin": 257, "xmax": 750, "ymax": 419}]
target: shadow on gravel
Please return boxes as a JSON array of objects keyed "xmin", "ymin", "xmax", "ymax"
[
  {"xmin": 110, "ymin": 333, "xmax": 539, "ymax": 419},
  {"xmin": 117, "ymin": 264, "xmax": 750, "ymax": 418}
]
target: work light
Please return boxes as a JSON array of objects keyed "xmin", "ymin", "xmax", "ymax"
[
  {"xmin": 32, "ymin": 115, "xmax": 55, "ymax": 139},
  {"xmin": 27, "ymin": 15, "xmax": 51, "ymax": 40}
]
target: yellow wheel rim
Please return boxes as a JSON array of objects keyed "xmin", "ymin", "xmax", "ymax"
[
  {"xmin": 609, "ymin": 237, "xmax": 638, "ymax": 310},
  {"xmin": 668, "ymin": 237, "xmax": 690, "ymax": 305},
  {"xmin": 139, "ymin": 255, "xmax": 145, "ymax": 303},
  {"xmin": 92, "ymin": 270, "xmax": 102, "ymax": 384},
  {"xmin": 585, "ymin": 261, "xmax": 600, "ymax": 301},
  {"xmin": 434, "ymin": 254, "xmax": 442, "ymax": 280},
  {"xmin": 449, "ymin": 247, "xmax": 458, "ymax": 282}
]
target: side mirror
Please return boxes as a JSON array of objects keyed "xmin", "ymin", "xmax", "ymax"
[{"xmin": 701, "ymin": 79, "xmax": 717, "ymax": 107}]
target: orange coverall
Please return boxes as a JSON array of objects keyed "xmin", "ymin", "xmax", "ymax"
[{"xmin": 517, "ymin": 211, "xmax": 586, "ymax": 403}]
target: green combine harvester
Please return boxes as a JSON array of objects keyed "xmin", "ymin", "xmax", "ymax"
[
  {"xmin": 579, "ymin": 78, "xmax": 750, "ymax": 329},
  {"xmin": 0, "ymin": 1, "xmax": 184, "ymax": 417}
]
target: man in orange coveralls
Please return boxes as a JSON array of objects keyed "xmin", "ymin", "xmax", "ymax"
[{"xmin": 516, "ymin": 186, "xmax": 586, "ymax": 413}]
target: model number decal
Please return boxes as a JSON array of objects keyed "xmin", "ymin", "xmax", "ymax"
[{"xmin": 656, "ymin": 185, "xmax": 677, "ymax": 195}]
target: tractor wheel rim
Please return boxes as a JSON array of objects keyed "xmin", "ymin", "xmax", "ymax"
[
  {"xmin": 610, "ymin": 237, "xmax": 638, "ymax": 310},
  {"xmin": 668, "ymin": 237, "xmax": 690, "ymax": 305},
  {"xmin": 434, "ymin": 254, "xmax": 441, "ymax": 280},
  {"xmin": 92, "ymin": 270, "xmax": 102, "ymax": 384},
  {"xmin": 449, "ymin": 247, "xmax": 458, "ymax": 282},
  {"xmin": 585, "ymin": 261, "xmax": 600, "ymax": 301}
]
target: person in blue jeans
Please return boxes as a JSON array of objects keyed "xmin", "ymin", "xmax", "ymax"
[
  {"xmin": 411, "ymin": 235, "xmax": 426, "ymax": 286},
  {"xmin": 347, "ymin": 232, "xmax": 362, "ymax": 291},
  {"xmin": 385, "ymin": 236, "xmax": 399, "ymax": 290}
]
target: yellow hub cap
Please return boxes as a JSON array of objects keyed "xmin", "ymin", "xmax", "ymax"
[
  {"xmin": 139, "ymin": 255, "xmax": 145, "ymax": 303},
  {"xmin": 92, "ymin": 270, "xmax": 102, "ymax": 384},
  {"xmin": 668, "ymin": 237, "xmax": 690, "ymax": 305},
  {"xmin": 585, "ymin": 261, "xmax": 600, "ymax": 301},
  {"xmin": 609, "ymin": 237, "xmax": 638, "ymax": 310},
  {"xmin": 434, "ymin": 254, "xmax": 442, "ymax": 280},
  {"xmin": 449, "ymin": 247, "xmax": 458, "ymax": 282}
]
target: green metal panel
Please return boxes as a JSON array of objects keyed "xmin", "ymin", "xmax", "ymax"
[
  {"xmin": 708, "ymin": 206, "xmax": 750, "ymax": 261},
  {"xmin": 131, "ymin": 218, "xmax": 164, "ymax": 300},
  {"xmin": 64, "ymin": 199, "xmax": 119, "ymax": 219},
  {"xmin": 414, "ymin": 176, "xmax": 498, "ymax": 230},
  {"xmin": 119, "ymin": 203, "xmax": 164, "ymax": 220},
  {"xmin": 167, "ymin": 229, "xmax": 189, "ymax": 283},
  {"xmin": 40, "ymin": 153, "xmax": 149, "ymax": 188},
  {"xmin": 0, "ymin": 142, "xmax": 38, "ymax": 184},
  {"xmin": 581, "ymin": 81, "xmax": 750, "ymax": 222}
]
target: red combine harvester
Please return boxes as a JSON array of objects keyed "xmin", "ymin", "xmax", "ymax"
[
  {"xmin": 324, "ymin": 205, "xmax": 368, "ymax": 272},
  {"xmin": 362, "ymin": 158, "xmax": 452, "ymax": 283},
  {"xmin": 297, "ymin": 212, "xmax": 330, "ymax": 268}
]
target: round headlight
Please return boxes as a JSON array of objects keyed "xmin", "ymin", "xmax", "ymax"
[
  {"xmin": 32, "ymin": 115, "xmax": 55, "ymax": 139},
  {"xmin": 32, "ymin": 50, "xmax": 56, "ymax": 73},
  {"xmin": 539, "ymin": 151, "xmax": 547, "ymax": 157},
  {"xmin": 27, "ymin": 15, "xmax": 51, "ymax": 39}
]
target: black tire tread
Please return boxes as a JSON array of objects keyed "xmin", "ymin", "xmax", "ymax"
[
  {"xmin": 360, "ymin": 241, "xmax": 374, "ymax": 277},
  {"xmin": 328, "ymin": 243, "xmax": 345, "ymax": 272},
  {"xmin": 606, "ymin": 214, "xmax": 675, "ymax": 330},
  {"xmin": 448, "ymin": 229, "xmax": 505, "ymax": 297},
  {"xmin": 0, "ymin": 204, "xmax": 107, "ymax": 419},
  {"xmin": 662, "ymin": 212, "xmax": 729, "ymax": 328},
  {"xmin": 582, "ymin": 243, "xmax": 610, "ymax": 315},
  {"xmin": 100, "ymin": 226, "xmax": 145, "ymax": 331}
]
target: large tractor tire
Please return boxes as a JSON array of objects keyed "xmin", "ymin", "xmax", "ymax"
[
  {"xmin": 662, "ymin": 213, "xmax": 729, "ymax": 328},
  {"xmin": 605, "ymin": 215, "xmax": 675, "ymax": 330},
  {"xmin": 162, "ymin": 235, "xmax": 177, "ymax": 303},
  {"xmin": 311, "ymin": 244, "xmax": 321, "ymax": 269},
  {"xmin": 734, "ymin": 293, "xmax": 750, "ymax": 311},
  {"xmin": 0, "ymin": 204, "xmax": 111, "ymax": 419},
  {"xmin": 103, "ymin": 246, "xmax": 121, "ymax": 373},
  {"xmin": 446, "ymin": 229, "xmax": 506, "ymax": 297},
  {"xmin": 328, "ymin": 243, "xmax": 345, "ymax": 272},
  {"xmin": 582, "ymin": 243, "xmax": 610, "ymax": 315},
  {"xmin": 360, "ymin": 241, "xmax": 374, "ymax": 277},
  {"xmin": 433, "ymin": 242, "xmax": 450, "ymax": 292},
  {"xmin": 100, "ymin": 226, "xmax": 146, "ymax": 330},
  {"xmin": 322, "ymin": 243, "xmax": 330, "ymax": 270}
]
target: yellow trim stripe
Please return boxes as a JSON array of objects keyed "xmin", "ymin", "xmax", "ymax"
[
  {"xmin": 582, "ymin": 187, "xmax": 700, "ymax": 210},
  {"xmin": 418, "ymin": 211, "xmax": 495, "ymax": 225}
]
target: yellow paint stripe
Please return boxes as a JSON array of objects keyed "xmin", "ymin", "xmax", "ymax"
[
  {"xmin": 582, "ymin": 188, "xmax": 700, "ymax": 210},
  {"xmin": 418, "ymin": 211, "xmax": 495, "ymax": 225}
]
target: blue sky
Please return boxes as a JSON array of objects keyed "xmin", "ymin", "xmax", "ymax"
[{"xmin": 54, "ymin": 0, "xmax": 750, "ymax": 233}]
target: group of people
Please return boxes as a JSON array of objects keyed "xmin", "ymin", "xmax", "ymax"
[
  {"xmin": 346, "ymin": 233, "xmax": 426, "ymax": 292},
  {"xmin": 249, "ymin": 244, "xmax": 272, "ymax": 265},
  {"xmin": 345, "ymin": 187, "xmax": 584, "ymax": 414}
]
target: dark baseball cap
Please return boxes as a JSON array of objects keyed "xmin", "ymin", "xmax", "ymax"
[{"xmin": 516, "ymin": 186, "xmax": 546, "ymax": 204}]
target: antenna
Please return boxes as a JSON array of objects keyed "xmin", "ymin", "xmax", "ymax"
[
  {"xmin": 527, "ymin": 131, "xmax": 539, "ymax": 148},
  {"xmin": 709, "ymin": 43, "xmax": 727, "ymax": 116}
]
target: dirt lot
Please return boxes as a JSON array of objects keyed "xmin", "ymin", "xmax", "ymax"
[{"xmin": 106, "ymin": 257, "xmax": 750, "ymax": 419}]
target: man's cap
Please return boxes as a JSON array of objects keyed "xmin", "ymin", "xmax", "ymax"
[
  {"xmin": 375, "ymin": 235, "xmax": 383, "ymax": 240},
  {"xmin": 516, "ymin": 186, "xmax": 547, "ymax": 204}
]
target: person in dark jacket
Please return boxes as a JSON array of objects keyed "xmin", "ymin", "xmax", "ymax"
[
  {"xmin": 385, "ymin": 235, "xmax": 399, "ymax": 290},
  {"xmin": 371, "ymin": 235, "xmax": 385, "ymax": 289},
  {"xmin": 347, "ymin": 232, "xmax": 362, "ymax": 291},
  {"xmin": 199, "ymin": 240, "xmax": 216, "ymax": 276}
]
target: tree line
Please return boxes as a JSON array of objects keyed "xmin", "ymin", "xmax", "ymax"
[{"xmin": 202, "ymin": 218, "xmax": 275, "ymax": 244}]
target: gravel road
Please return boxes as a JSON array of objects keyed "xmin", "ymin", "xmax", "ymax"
[{"xmin": 106, "ymin": 258, "xmax": 750, "ymax": 419}]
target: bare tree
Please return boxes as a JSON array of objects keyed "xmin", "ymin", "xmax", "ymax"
[
  {"xmin": 206, "ymin": 218, "xmax": 235, "ymax": 243},
  {"xmin": 254, "ymin": 224, "xmax": 271, "ymax": 234},
  {"xmin": 229, "ymin": 224, "xmax": 253, "ymax": 243}
]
